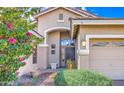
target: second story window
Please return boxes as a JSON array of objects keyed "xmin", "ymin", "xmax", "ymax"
[
  {"xmin": 58, "ymin": 13, "xmax": 64, "ymax": 23},
  {"xmin": 59, "ymin": 13, "xmax": 64, "ymax": 20}
]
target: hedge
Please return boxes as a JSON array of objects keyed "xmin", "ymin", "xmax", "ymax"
[{"xmin": 54, "ymin": 69, "xmax": 112, "ymax": 86}]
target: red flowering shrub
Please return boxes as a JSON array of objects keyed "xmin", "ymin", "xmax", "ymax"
[
  {"xmin": 26, "ymin": 31, "xmax": 32, "ymax": 36},
  {"xmin": 6, "ymin": 23, "xmax": 13, "ymax": 30},
  {"xmin": 0, "ymin": 8, "xmax": 43, "ymax": 84},
  {"xmin": 18, "ymin": 57, "xmax": 24, "ymax": 62},
  {"xmin": 9, "ymin": 37, "xmax": 16, "ymax": 44}
]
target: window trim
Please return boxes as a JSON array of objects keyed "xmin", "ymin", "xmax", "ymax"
[
  {"xmin": 58, "ymin": 13, "xmax": 64, "ymax": 23},
  {"xmin": 57, "ymin": 20, "xmax": 64, "ymax": 23}
]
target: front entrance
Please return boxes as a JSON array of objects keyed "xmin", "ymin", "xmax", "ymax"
[
  {"xmin": 60, "ymin": 31, "xmax": 75, "ymax": 68},
  {"xmin": 47, "ymin": 30, "xmax": 75, "ymax": 68},
  {"xmin": 60, "ymin": 46, "xmax": 75, "ymax": 67}
]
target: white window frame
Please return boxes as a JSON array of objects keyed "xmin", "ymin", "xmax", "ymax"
[{"xmin": 58, "ymin": 13, "xmax": 64, "ymax": 23}]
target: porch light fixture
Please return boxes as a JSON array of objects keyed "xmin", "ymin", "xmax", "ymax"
[{"xmin": 82, "ymin": 40, "xmax": 86, "ymax": 47}]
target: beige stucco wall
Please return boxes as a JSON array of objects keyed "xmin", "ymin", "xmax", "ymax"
[
  {"xmin": 18, "ymin": 54, "xmax": 37, "ymax": 76},
  {"xmin": 37, "ymin": 46, "xmax": 48, "ymax": 69},
  {"xmin": 78, "ymin": 25, "xmax": 124, "ymax": 69},
  {"xmin": 60, "ymin": 31, "xmax": 70, "ymax": 40},
  {"xmin": 37, "ymin": 8, "xmax": 82, "ymax": 36},
  {"xmin": 19, "ymin": 45, "xmax": 48, "ymax": 76},
  {"xmin": 48, "ymin": 31, "xmax": 60, "ymax": 67}
]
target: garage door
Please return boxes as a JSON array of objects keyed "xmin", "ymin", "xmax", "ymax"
[{"xmin": 90, "ymin": 42, "xmax": 124, "ymax": 80}]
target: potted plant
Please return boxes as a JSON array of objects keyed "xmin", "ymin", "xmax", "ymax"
[{"xmin": 66, "ymin": 59, "xmax": 74, "ymax": 69}]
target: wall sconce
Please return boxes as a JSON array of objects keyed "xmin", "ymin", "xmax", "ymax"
[{"xmin": 82, "ymin": 40, "xmax": 86, "ymax": 47}]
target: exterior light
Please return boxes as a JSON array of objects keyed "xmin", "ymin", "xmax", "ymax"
[{"xmin": 82, "ymin": 41, "xmax": 86, "ymax": 47}]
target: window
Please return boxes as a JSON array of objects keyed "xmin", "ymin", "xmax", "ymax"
[
  {"xmin": 59, "ymin": 13, "xmax": 64, "ymax": 20},
  {"xmin": 51, "ymin": 44, "xmax": 56, "ymax": 54},
  {"xmin": 91, "ymin": 42, "xmax": 124, "ymax": 47},
  {"xmin": 51, "ymin": 50, "xmax": 55, "ymax": 54},
  {"xmin": 61, "ymin": 39, "xmax": 74, "ymax": 46},
  {"xmin": 33, "ymin": 46, "xmax": 37, "ymax": 64},
  {"xmin": 51, "ymin": 44, "xmax": 56, "ymax": 49},
  {"xmin": 112, "ymin": 42, "xmax": 124, "ymax": 46},
  {"xmin": 91, "ymin": 42, "xmax": 109, "ymax": 47}
]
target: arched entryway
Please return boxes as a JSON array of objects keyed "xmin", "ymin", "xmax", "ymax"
[{"xmin": 45, "ymin": 27, "xmax": 75, "ymax": 68}]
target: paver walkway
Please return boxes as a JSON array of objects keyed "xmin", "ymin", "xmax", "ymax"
[
  {"xmin": 40, "ymin": 72, "xmax": 57, "ymax": 86},
  {"xmin": 37, "ymin": 69, "xmax": 61, "ymax": 86}
]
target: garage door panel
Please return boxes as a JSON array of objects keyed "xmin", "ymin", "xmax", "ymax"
[
  {"xmin": 90, "ymin": 67, "xmax": 124, "ymax": 70},
  {"xmin": 90, "ymin": 46, "xmax": 124, "ymax": 79},
  {"xmin": 91, "ymin": 69, "xmax": 124, "ymax": 73},
  {"xmin": 90, "ymin": 54, "xmax": 124, "ymax": 59},
  {"xmin": 91, "ymin": 60, "xmax": 124, "ymax": 67},
  {"xmin": 90, "ymin": 55, "xmax": 124, "ymax": 58},
  {"xmin": 90, "ymin": 48, "xmax": 124, "ymax": 58},
  {"xmin": 91, "ymin": 66, "xmax": 124, "ymax": 69},
  {"xmin": 91, "ymin": 69, "xmax": 124, "ymax": 76},
  {"xmin": 93, "ymin": 71, "xmax": 124, "ymax": 80}
]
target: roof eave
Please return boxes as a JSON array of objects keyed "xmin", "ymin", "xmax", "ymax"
[
  {"xmin": 34, "ymin": 7, "xmax": 98, "ymax": 19},
  {"xmin": 71, "ymin": 18, "xmax": 124, "ymax": 39},
  {"xmin": 29, "ymin": 30, "xmax": 44, "ymax": 39}
]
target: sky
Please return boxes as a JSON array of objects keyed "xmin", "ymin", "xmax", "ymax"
[{"xmin": 85, "ymin": 7, "xmax": 124, "ymax": 18}]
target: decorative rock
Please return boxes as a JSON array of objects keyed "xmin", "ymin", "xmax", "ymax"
[{"xmin": 13, "ymin": 72, "xmax": 33, "ymax": 86}]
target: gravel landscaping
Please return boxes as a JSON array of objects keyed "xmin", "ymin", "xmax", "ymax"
[{"xmin": 13, "ymin": 72, "xmax": 57, "ymax": 86}]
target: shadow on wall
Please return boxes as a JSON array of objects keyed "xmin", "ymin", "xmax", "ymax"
[{"xmin": 18, "ymin": 54, "xmax": 38, "ymax": 76}]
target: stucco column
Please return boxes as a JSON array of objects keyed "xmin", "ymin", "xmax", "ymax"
[
  {"xmin": 37, "ymin": 44, "xmax": 48, "ymax": 69},
  {"xmin": 79, "ymin": 54, "xmax": 89, "ymax": 69},
  {"xmin": 77, "ymin": 32, "xmax": 90, "ymax": 69}
]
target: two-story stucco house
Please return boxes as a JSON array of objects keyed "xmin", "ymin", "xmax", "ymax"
[{"xmin": 19, "ymin": 7, "xmax": 124, "ymax": 80}]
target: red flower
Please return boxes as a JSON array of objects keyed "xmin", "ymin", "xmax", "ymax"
[
  {"xmin": 18, "ymin": 57, "xmax": 24, "ymax": 62},
  {"xmin": 9, "ymin": 37, "xmax": 16, "ymax": 44},
  {"xmin": 6, "ymin": 23, "xmax": 13, "ymax": 30},
  {"xmin": 26, "ymin": 31, "xmax": 32, "ymax": 36}
]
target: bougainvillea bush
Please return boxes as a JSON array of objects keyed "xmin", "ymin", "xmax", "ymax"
[{"xmin": 0, "ymin": 8, "xmax": 43, "ymax": 85}]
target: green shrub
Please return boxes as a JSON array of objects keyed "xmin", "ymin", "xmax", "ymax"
[{"xmin": 54, "ymin": 69, "xmax": 112, "ymax": 86}]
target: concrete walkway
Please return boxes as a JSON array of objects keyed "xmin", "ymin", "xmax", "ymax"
[
  {"xmin": 40, "ymin": 72, "xmax": 57, "ymax": 86},
  {"xmin": 38, "ymin": 69, "xmax": 60, "ymax": 86}
]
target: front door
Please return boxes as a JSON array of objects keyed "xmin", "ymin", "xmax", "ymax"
[
  {"xmin": 65, "ymin": 47, "xmax": 75, "ymax": 62},
  {"xmin": 60, "ymin": 31, "xmax": 75, "ymax": 68},
  {"xmin": 60, "ymin": 46, "xmax": 75, "ymax": 68}
]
